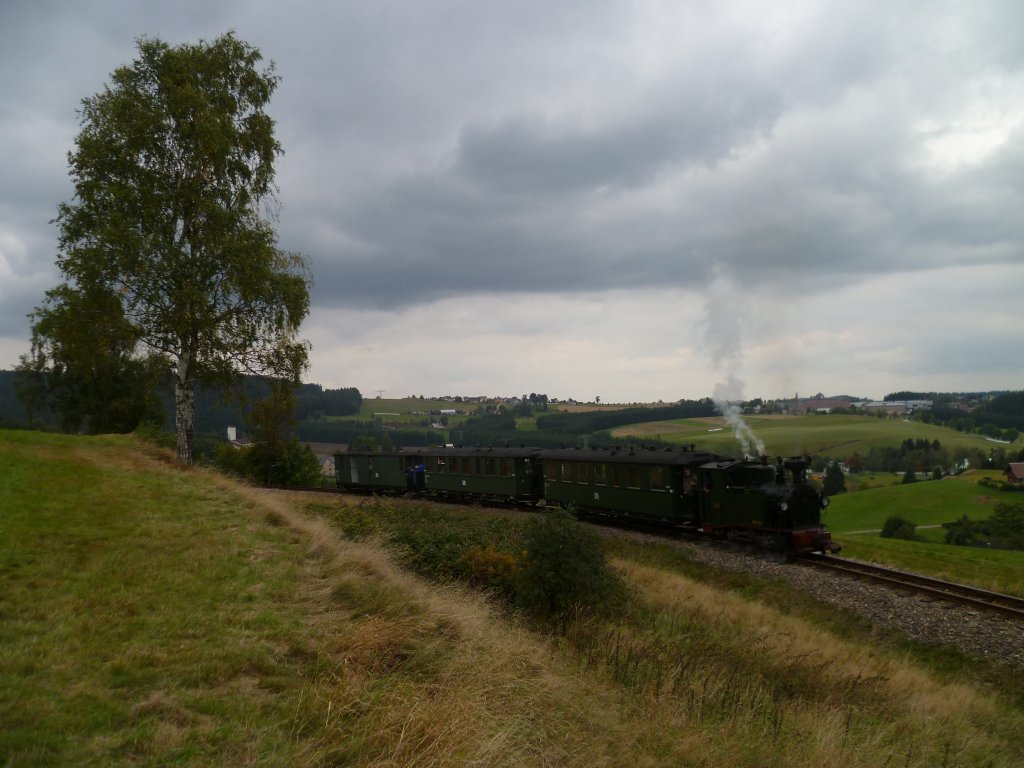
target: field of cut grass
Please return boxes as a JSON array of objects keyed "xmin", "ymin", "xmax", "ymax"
[
  {"xmin": 826, "ymin": 471, "xmax": 1014, "ymax": 534},
  {"xmin": 836, "ymin": 534, "xmax": 1024, "ymax": 597},
  {"xmin": 612, "ymin": 413, "xmax": 1001, "ymax": 459},
  {"xmin": 328, "ymin": 396, "xmax": 483, "ymax": 425},
  {"xmin": 3, "ymin": 429, "xmax": 1024, "ymax": 767},
  {"xmin": 821, "ymin": 470, "xmax": 1024, "ymax": 595}
]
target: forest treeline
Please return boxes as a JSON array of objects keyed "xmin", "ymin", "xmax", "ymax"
[
  {"xmin": 3, "ymin": 369, "xmax": 1023, "ymax": 462},
  {"xmin": 0, "ymin": 370, "xmax": 361, "ymax": 437},
  {"xmin": 888, "ymin": 390, "xmax": 1024, "ymax": 433}
]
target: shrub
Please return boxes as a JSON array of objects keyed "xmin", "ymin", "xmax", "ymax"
[
  {"xmin": 880, "ymin": 515, "xmax": 920, "ymax": 541},
  {"xmin": 515, "ymin": 508, "xmax": 627, "ymax": 627},
  {"xmin": 946, "ymin": 503, "xmax": 1024, "ymax": 550},
  {"xmin": 134, "ymin": 420, "xmax": 175, "ymax": 450},
  {"xmin": 823, "ymin": 461, "xmax": 846, "ymax": 495},
  {"xmin": 213, "ymin": 439, "xmax": 321, "ymax": 487},
  {"xmin": 456, "ymin": 544, "xmax": 519, "ymax": 599},
  {"xmin": 944, "ymin": 515, "xmax": 982, "ymax": 546}
]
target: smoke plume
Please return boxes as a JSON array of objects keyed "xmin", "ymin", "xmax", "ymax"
[
  {"xmin": 713, "ymin": 375, "xmax": 765, "ymax": 457},
  {"xmin": 704, "ymin": 266, "xmax": 765, "ymax": 458}
]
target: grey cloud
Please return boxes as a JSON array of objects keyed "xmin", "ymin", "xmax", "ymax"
[{"xmin": 3, "ymin": 0, "xmax": 1024, "ymax": 398}]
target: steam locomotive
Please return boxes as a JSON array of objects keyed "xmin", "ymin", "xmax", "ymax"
[{"xmin": 334, "ymin": 444, "xmax": 838, "ymax": 554}]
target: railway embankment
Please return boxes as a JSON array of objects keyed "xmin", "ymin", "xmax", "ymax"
[
  {"xmin": 3, "ymin": 429, "xmax": 1024, "ymax": 767},
  {"xmin": 598, "ymin": 528, "xmax": 1024, "ymax": 672}
]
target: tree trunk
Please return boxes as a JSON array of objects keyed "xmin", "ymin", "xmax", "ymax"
[{"xmin": 174, "ymin": 361, "xmax": 195, "ymax": 465}]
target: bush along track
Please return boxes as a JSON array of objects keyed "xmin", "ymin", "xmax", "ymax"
[{"xmin": 302, "ymin": 491, "xmax": 1024, "ymax": 767}]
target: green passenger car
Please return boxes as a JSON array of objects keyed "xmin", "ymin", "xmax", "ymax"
[
  {"xmin": 421, "ymin": 446, "xmax": 543, "ymax": 502},
  {"xmin": 540, "ymin": 447, "xmax": 717, "ymax": 524},
  {"xmin": 334, "ymin": 450, "xmax": 422, "ymax": 492}
]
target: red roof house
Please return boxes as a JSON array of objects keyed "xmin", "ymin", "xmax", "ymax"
[{"xmin": 1005, "ymin": 463, "xmax": 1024, "ymax": 485}]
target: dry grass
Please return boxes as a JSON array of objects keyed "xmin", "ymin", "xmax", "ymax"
[
  {"xmin": 4, "ymin": 430, "xmax": 1022, "ymax": 767},
  {"xmin": 237, "ymin": 487, "xmax": 661, "ymax": 766},
  {"xmin": 610, "ymin": 558, "xmax": 1011, "ymax": 764}
]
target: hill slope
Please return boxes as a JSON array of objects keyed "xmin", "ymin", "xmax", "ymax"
[
  {"xmin": 2, "ymin": 430, "xmax": 1023, "ymax": 766},
  {"xmin": 822, "ymin": 473, "xmax": 1024, "ymax": 593},
  {"xmin": 612, "ymin": 412, "xmax": 1008, "ymax": 460}
]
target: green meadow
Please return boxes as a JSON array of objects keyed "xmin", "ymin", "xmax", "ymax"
[
  {"xmin": 612, "ymin": 413, "xmax": 999, "ymax": 459},
  {"xmin": 3, "ymin": 429, "xmax": 1024, "ymax": 766},
  {"xmin": 821, "ymin": 471, "xmax": 1024, "ymax": 595},
  {"xmin": 331, "ymin": 396, "xmax": 487, "ymax": 423},
  {"xmin": 825, "ymin": 471, "xmax": 1011, "ymax": 534}
]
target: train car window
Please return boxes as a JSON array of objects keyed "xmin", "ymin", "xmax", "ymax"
[
  {"xmin": 683, "ymin": 468, "xmax": 696, "ymax": 494},
  {"xmin": 500, "ymin": 459, "xmax": 513, "ymax": 477},
  {"xmin": 577, "ymin": 463, "xmax": 588, "ymax": 483},
  {"xmin": 486, "ymin": 458, "xmax": 496, "ymax": 476},
  {"xmin": 544, "ymin": 462, "xmax": 558, "ymax": 481},
  {"xmin": 561, "ymin": 462, "xmax": 573, "ymax": 482},
  {"xmin": 627, "ymin": 465, "xmax": 641, "ymax": 489},
  {"xmin": 474, "ymin": 458, "xmax": 483, "ymax": 475},
  {"xmin": 650, "ymin": 466, "xmax": 666, "ymax": 491},
  {"xmin": 594, "ymin": 463, "xmax": 607, "ymax": 485}
]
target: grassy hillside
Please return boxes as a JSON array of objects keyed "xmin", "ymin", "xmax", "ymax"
[
  {"xmin": 823, "ymin": 472, "xmax": 1024, "ymax": 595},
  {"xmin": 611, "ymin": 413, "xmax": 1002, "ymax": 458},
  {"xmin": 3, "ymin": 430, "xmax": 1024, "ymax": 766},
  {"xmin": 827, "ymin": 471, "xmax": 1014, "ymax": 534}
]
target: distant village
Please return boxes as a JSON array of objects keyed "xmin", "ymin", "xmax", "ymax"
[
  {"xmin": 417, "ymin": 392, "xmax": 937, "ymax": 416},
  {"xmin": 764, "ymin": 394, "xmax": 933, "ymax": 416}
]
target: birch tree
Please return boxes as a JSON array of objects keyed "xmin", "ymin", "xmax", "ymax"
[{"xmin": 48, "ymin": 32, "xmax": 310, "ymax": 464}]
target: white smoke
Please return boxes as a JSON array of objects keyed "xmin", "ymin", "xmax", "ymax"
[
  {"xmin": 713, "ymin": 375, "xmax": 765, "ymax": 458},
  {"xmin": 704, "ymin": 265, "xmax": 765, "ymax": 458}
]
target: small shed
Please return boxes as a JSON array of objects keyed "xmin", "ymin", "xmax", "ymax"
[{"xmin": 1004, "ymin": 463, "xmax": 1024, "ymax": 485}]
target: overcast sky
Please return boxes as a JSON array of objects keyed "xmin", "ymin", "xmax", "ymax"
[{"xmin": 2, "ymin": 1, "xmax": 1022, "ymax": 403}]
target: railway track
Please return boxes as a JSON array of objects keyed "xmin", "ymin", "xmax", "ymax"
[{"xmin": 800, "ymin": 554, "xmax": 1024, "ymax": 622}]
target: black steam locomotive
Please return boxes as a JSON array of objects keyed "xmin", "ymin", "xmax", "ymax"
[{"xmin": 335, "ymin": 444, "xmax": 838, "ymax": 554}]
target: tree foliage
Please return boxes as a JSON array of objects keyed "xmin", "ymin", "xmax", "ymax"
[
  {"xmin": 880, "ymin": 515, "xmax": 920, "ymax": 541},
  {"xmin": 214, "ymin": 382, "xmax": 320, "ymax": 487},
  {"xmin": 822, "ymin": 461, "xmax": 846, "ymax": 495},
  {"xmin": 42, "ymin": 32, "xmax": 309, "ymax": 464},
  {"xmin": 535, "ymin": 400, "xmax": 716, "ymax": 434},
  {"xmin": 515, "ymin": 508, "xmax": 626, "ymax": 626},
  {"xmin": 944, "ymin": 503, "xmax": 1024, "ymax": 550},
  {"xmin": 17, "ymin": 284, "xmax": 165, "ymax": 433}
]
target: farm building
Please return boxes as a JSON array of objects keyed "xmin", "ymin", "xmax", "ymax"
[{"xmin": 1005, "ymin": 463, "xmax": 1024, "ymax": 485}]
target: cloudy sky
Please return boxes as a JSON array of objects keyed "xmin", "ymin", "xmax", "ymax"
[{"xmin": 2, "ymin": 1, "xmax": 1022, "ymax": 403}]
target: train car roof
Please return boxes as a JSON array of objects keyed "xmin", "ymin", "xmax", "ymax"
[
  {"xmin": 420, "ymin": 445, "xmax": 544, "ymax": 459},
  {"xmin": 540, "ymin": 447, "xmax": 726, "ymax": 466},
  {"xmin": 698, "ymin": 458, "xmax": 779, "ymax": 470},
  {"xmin": 333, "ymin": 448, "xmax": 423, "ymax": 458}
]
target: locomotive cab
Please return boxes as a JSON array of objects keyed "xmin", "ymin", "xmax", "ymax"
[{"xmin": 697, "ymin": 455, "xmax": 838, "ymax": 553}]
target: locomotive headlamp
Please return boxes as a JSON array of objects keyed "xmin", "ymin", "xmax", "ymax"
[{"xmin": 779, "ymin": 502, "xmax": 788, "ymax": 511}]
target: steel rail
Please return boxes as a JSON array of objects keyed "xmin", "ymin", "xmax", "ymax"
[{"xmin": 800, "ymin": 553, "xmax": 1024, "ymax": 622}]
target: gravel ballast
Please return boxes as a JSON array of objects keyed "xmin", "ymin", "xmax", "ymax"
[{"xmin": 603, "ymin": 527, "xmax": 1024, "ymax": 672}]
